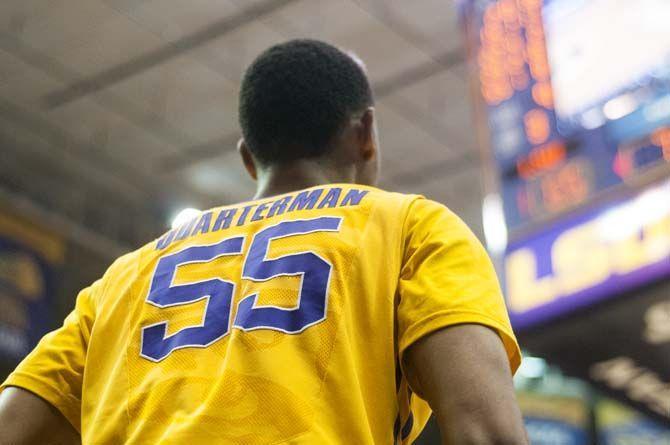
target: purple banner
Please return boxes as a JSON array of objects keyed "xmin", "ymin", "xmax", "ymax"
[{"xmin": 504, "ymin": 178, "xmax": 670, "ymax": 330}]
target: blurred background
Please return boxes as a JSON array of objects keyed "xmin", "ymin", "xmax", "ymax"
[{"xmin": 0, "ymin": 0, "xmax": 668, "ymax": 443}]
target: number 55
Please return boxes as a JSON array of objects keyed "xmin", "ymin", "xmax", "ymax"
[{"xmin": 140, "ymin": 217, "xmax": 342, "ymax": 362}]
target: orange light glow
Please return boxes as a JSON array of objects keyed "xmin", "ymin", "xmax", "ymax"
[
  {"xmin": 478, "ymin": 1, "xmax": 526, "ymax": 105},
  {"xmin": 477, "ymin": 0, "xmax": 555, "ymax": 109},
  {"xmin": 612, "ymin": 152, "xmax": 633, "ymax": 179},
  {"xmin": 540, "ymin": 162, "xmax": 590, "ymax": 213},
  {"xmin": 532, "ymin": 82, "xmax": 554, "ymax": 109},
  {"xmin": 524, "ymin": 108, "xmax": 551, "ymax": 145},
  {"xmin": 651, "ymin": 128, "xmax": 670, "ymax": 160},
  {"xmin": 517, "ymin": 141, "xmax": 566, "ymax": 179},
  {"xmin": 498, "ymin": 0, "xmax": 518, "ymax": 22}
]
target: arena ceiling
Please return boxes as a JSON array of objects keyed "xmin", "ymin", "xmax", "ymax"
[{"xmin": 0, "ymin": 0, "xmax": 487, "ymax": 257}]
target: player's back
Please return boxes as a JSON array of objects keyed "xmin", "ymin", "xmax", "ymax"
[
  {"xmin": 81, "ymin": 183, "xmax": 418, "ymax": 444},
  {"xmin": 4, "ymin": 182, "xmax": 519, "ymax": 444}
]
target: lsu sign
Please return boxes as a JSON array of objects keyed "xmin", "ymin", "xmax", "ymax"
[{"xmin": 505, "ymin": 178, "xmax": 670, "ymax": 329}]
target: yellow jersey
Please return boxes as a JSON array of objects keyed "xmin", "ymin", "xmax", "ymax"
[{"xmin": 1, "ymin": 184, "xmax": 520, "ymax": 444}]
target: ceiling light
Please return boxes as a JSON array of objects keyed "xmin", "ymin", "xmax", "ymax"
[
  {"xmin": 171, "ymin": 208, "xmax": 201, "ymax": 229},
  {"xmin": 603, "ymin": 94, "xmax": 638, "ymax": 120},
  {"xmin": 517, "ymin": 356, "xmax": 547, "ymax": 379},
  {"xmin": 483, "ymin": 193, "xmax": 508, "ymax": 255}
]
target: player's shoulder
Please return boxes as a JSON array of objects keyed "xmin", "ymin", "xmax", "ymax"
[
  {"xmin": 365, "ymin": 188, "xmax": 456, "ymax": 224},
  {"xmin": 382, "ymin": 193, "xmax": 474, "ymax": 245},
  {"xmin": 404, "ymin": 194, "xmax": 459, "ymax": 220},
  {"xmin": 363, "ymin": 186, "xmax": 453, "ymax": 210},
  {"xmin": 100, "ymin": 245, "xmax": 145, "ymax": 285},
  {"xmin": 350, "ymin": 184, "xmax": 423, "ymax": 213},
  {"xmin": 402, "ymin": 196, "xmax": 482, "ymax": 253},
  {"xmin": 345, "ymin": 187, "xmax": 470, "ymax": 246}
]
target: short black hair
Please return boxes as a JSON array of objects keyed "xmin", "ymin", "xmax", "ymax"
[{"xmin": 239, "ymin": 39, "xmax": 374, "ymax": 165}]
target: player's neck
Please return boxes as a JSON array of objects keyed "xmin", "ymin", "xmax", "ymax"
[{"xmin": 253, "ymin": 160, "xmax": 355, "ymax": 200}]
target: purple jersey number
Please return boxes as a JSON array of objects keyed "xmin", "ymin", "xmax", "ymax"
[{"xmin": 140, "ymin": 217, "xmax": 341, "ymax": 362}]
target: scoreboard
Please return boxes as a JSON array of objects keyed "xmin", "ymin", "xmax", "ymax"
[
  {"xmin": 459, "ymin": 0, "xmax": 670, "ymax": 232},
  {"xmin": 459, "ymin": 0, "xmax": 670, "ymax": 424}
]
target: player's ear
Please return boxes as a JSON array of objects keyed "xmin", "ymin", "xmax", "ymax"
[
  {"xmin": 238, "ymin": 138, "xmax": 258, "ymax": 181},
  {"xmin": 358, "ymin": 107, "xmax": 377, "ymax": 162}
]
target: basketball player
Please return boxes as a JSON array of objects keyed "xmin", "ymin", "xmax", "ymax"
[{"xmin": 0, "ymin": 39, "xmax": 527, "ymax": 444}]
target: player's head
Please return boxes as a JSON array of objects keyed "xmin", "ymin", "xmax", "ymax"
[{"xmin": 238, "ymin": 39, "xmax": 379, "ymax": 186}]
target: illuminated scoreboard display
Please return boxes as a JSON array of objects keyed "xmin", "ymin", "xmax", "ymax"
[
  {"xmin": 460, "ymin": 0, "xmax": 670, "ymax": 231},
  {"xmin": 459, "ymin": 0, "xmax": 670, "ymax": 424}
]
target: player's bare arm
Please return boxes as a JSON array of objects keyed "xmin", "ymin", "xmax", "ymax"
[
  {"xmin": 0, "ymin": 387, "xmax": 79, "ymax": 445},
  {"xmin": 405, "ymin": 324, "xmax": 528, "ymax": 445}
]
